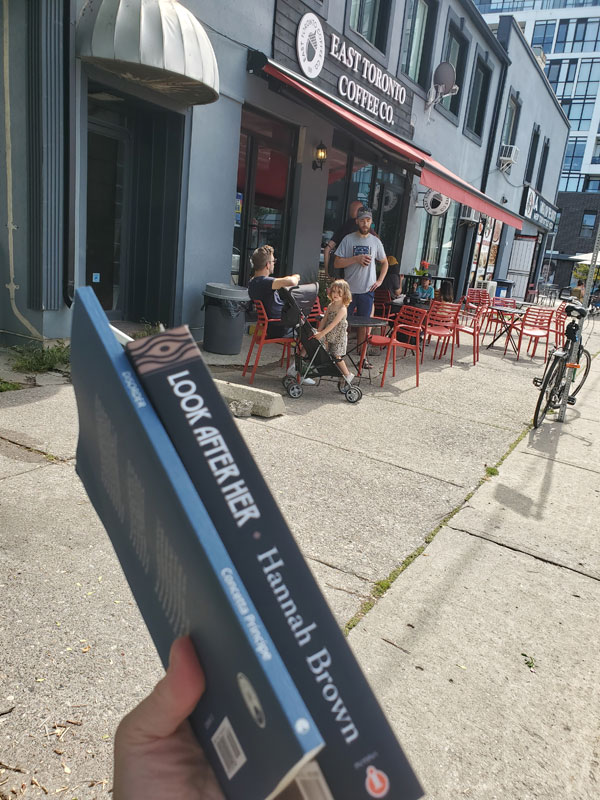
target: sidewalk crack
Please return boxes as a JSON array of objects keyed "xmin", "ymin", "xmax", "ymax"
[{"xmin": 447, "ymin": 523, "xmax": 600, "ymax": 582}]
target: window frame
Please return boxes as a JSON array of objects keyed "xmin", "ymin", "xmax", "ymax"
[
  {"xmin": 463, "ymin": 50, "xmax": 492, "ymax": 143},
  {"xmin": 399, "ymin": 0, "xmax": 439, "ymax": 90},
  {"xmin": 536, "ymin": 136, "xmax": 550, "ymax": 193},
  {"xmin": 345, "ymin": 0, "xmax": 396, "ymax": 61},
  {"xmin": 524, "ymin": 124, "xmax": 541, "ymax": 185},
  {"xmin": 438, "ymin": 13, "xmax": 471, "ymax": 121},
  {"xmin": 579, "ymin": 210, "xmax": 597, "ymax": 237}
]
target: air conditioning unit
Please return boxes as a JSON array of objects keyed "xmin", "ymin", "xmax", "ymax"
[
  {"xmin": 459, "ymin": 205, "xmax": 481, "ymax": 224},
  {"xmin": 531, "ymin": 45, "xmax": 547, "ymax": 68},
  {"xmin": 499, "ymin": 144, "xmax": 519, "ymax": 171},
  {"xmin": 475, "ymin": 279, "xmax": 497, "ymax": 298}
]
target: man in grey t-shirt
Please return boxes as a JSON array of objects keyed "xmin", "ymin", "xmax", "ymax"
[{"xmin": 334, "ymin": 207, "xmax": 388, "ymax": 359}]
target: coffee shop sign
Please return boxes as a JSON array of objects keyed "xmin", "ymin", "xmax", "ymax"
[{"xmin": 296, "ymin": 13, "xmax": 406, "ymax": 126}]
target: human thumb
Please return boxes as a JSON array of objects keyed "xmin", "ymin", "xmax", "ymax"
[{"xmin": 117, "ymin": 636, "xmax": 206, "ymax": 743}]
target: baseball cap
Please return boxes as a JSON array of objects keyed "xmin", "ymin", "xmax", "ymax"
[{"xmin": 356, "ymin": 206, "xmax": 372, "ymax": 220}]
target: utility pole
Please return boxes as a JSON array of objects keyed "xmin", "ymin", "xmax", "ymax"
[{"xmin": 583, "ymin": 219, "xmax": 600, "ymax": 307}]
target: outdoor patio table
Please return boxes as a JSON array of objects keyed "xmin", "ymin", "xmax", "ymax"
[{"xmin": 486, "ymin": 306, "xmax": 525, "ymax": 354}]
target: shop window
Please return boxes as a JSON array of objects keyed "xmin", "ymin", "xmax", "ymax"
[
  {"xmin": 232, "ymin": 107, "xmax": 297, "ymax": 285},
  {"xmin": 441, "ymin": 23, "xmax": 468, "ymax": 117},
  {"xmin": 465, "ymin": 57, "xmax": 491, "ymax": 139},
  {"xmin": 400, "ymin": 0, "xmax": 438, "ymax": 88},
  {"xmin": 536, "ymin": 137, "xmax": 550, "ymax": 192},
  {"xmin": 532, "ymin": 20, "xmax": 556, "ymax": 53},
  {"xmin": 322, "ymin": 147, "xmax": 350, "ymax": 252},
  {"xmin": 524, "ymin": 125, "xmax": 540, "ymax": 185},
  {"xmin": 580, "ymin": 211, "xmax": 597, "ymax": 236},
  {"xmin": 349, "ymin": 0, "xmax": 391, "ymax": 52},
  {"xmin": 417, "ymin": 201, "xmax": 459, "ymax": 277},
  {"xmin": 468, "ymin": 216, "xmax": 503, "ymax": 287}
]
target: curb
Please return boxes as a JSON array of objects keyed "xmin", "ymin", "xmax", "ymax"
[{"xmin": 214, "ymin": 379, "xmax": 286, "ymax": 418}]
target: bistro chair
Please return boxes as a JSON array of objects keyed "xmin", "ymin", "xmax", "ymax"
[
  {"xmin": 307, "ymin": 297, "xmax": 323, "ymax": 326},
  {"xmin": 242, "ymin": 300, "xmax": 294, "ymax": 384},
  {"xmin": 358, "ymin": 306, "xmax": 428, "ymax": 387},
  {"xmin": 503, "ymin": 306, "xmax": 554, "ymax": 361},
  {"xmin": 550, "ymin": 301, "xmax": 567, "ymax": 347},
  {"xmin": 456, "ymin": 303, "xmax": 486, "ymax": 365},
  {"xmin": 373, "ymin": 288, "xmax": 392, "ymax": 318},
  {"xmin": 464, "ymin": 288, "xmax": 492, "ymax": 314},
  {"xmin": 524, "ymin": 283, "xmax": 540, "ymax": 304},
  {"xmin": 421, "ymin": 300, "xmax": 461, "ymax": 366}
]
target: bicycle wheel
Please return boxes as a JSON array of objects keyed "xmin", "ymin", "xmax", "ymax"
[
  {"xmin": 569, "ymin": 348, "xmax": 591, "ymax": 398},
  {"xmin": 533, "ymin": 356, "xmax": 565, "ymax": 428}
]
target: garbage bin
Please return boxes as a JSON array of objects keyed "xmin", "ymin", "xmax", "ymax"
[
  {"xmin": 203, "ymin": 283, "xmax": 250, "ymax": 355},
  {"xmin": 495, "ymin": 279, "xmax": 514, "ymax": 299}
]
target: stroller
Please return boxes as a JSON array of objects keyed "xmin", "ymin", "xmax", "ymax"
[{"xmin": 278, "ymin": 285, "xmax": 363, "ymax": 403}]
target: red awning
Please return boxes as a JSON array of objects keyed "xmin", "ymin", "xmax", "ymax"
[{"xmin": 263, "ymin": 62, "xmax": 523, "ymax": 231}]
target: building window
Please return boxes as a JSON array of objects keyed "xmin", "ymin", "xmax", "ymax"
[
  {"xmin": 563, "ymin": 138, "xmax": 586, "ymax": 172},
  {"xmin": 559, "ymin": 173, "xmax": 585, "ymax": 191},
  {"xmin": 584, "ymin": 176, "xmax": 600, "ymax": 191},
  {"xmin": 575, "ymin": 58, "xmax": 600, "ymax": 97},
  {"xmin": 400, "ymin": 0, "xmax": 437, "ymax": 88},
  {"xmin": 580, "ymin": 211, "xmax": 597, "ymax": 237},
  {"xmin": 465, "ymin": 57, "xmax": 491, "ymax": 138},
  {"xmin": 545, "ymin": 59, "xmax": 577, "ymax": 97},
  {"xmin": 592, "ymin": 138, "xmax": 600, "ymax": 164},
  {"xmin": 501, "ymin": 94, "xmax": 520, "ymax": 146},
  {"xmin": 536, "ymin": 137, "xmax": 550, "ymax": 192},
  {"xmin": 350, "ymin": 0, "xmax": 391, "ymax": 51},
  {"xmin": 524, "ymin": 125, "xmax": 540, "ymax": 184},
  {"xmin": 554, "ymin": 18, "xmax": 600, "ymax": 54},
  {"xmin": 441, "ymin": 23, "xmax": 468, "ymax": 116},
  {"xmin": 561, "ymin": 99, "xmax": 594, "ymax": 130},
  {"xmin": 532, "ymin": 20, "xmax": 556, "ymax": 53}
]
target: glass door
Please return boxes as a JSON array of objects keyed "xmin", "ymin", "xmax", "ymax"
[{"xmin": 233, "ymin": 108, "xmax": 296, "ymax": 285}]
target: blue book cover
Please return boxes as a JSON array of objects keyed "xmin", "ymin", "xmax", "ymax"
[
  {"xmin": 124, "ymin": 330, "xmax": 423, "ymax": 798},
  {"xmin": 70, "ymin": 288, "xmax": 323, "ymax": 799}
]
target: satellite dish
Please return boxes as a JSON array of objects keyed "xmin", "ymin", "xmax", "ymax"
[{"xmin": 432, "ymin": 62, "xmax": 457, "ymax": 95}]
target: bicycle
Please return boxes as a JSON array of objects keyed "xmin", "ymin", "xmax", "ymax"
[{"xmin": 532, "ymin": 296, "xmax": 591, "ymax": 428}]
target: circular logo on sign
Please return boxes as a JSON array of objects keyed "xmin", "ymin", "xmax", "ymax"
[
  {"xmin": 365, "ymin": 765, "xmax": 390, "ymax": 798},
  {"xmin": 423, "ymin": 189, "xmax": 451, "ymax": 216},
  {"xmin": 296, "ymin": 13, "xmax": 325, "ymax": 79}
]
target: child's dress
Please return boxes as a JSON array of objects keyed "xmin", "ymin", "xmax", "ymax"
[{"xmin": 322, "ymin": 305, "xmax": 348, "ymax": 358}]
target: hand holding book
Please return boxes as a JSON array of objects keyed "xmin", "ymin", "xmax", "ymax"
[{"xmin": 114, "ymin": 637, "xmax": 224, "ymax": 800}]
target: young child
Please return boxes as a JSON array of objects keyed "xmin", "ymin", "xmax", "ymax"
[{"xmin": 313, "ymin": 279, "xmax": 354, "ymax": 384}]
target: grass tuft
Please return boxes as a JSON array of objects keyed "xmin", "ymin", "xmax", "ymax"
[
  {"xmin": 0, "ymin": 379, "xmax": 22, "ymax": 392},
  {"xmin": 10, "ymin": 342, "xmax": 70, "ymax": 373},
  {"xmin": 131, "ymin": 321, "xmax": 165, "ymax": 340}
]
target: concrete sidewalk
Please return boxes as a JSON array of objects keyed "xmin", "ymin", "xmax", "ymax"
[{"xmin": 1, "ymin": 320, "xmax": 599, "ymax": 798}]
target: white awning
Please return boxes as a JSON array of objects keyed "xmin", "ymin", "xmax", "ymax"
[{"xmin": 77, "ymin": 0, "xmax": 219, "ymax": 106}]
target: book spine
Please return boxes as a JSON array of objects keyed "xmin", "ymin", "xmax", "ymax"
[{"xmin": 126, "ymin": 329, "xmax": 422, "ymax": 800}]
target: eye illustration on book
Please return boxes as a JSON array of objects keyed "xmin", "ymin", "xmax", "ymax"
[{"xmin": 237, "ymin": 672, "xmax": 266, "ymax": 729}]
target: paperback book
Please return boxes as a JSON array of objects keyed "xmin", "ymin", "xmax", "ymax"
[
  {"xmin": 125, "ymin": 320, "xmax": 423, "ymax": 800},
  {"xmin": 71, "ymin": 288, "xmax": 324, "ymax": 800}
]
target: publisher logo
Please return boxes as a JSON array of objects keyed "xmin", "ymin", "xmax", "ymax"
[
  {"xmin": 365, "ymin": 765, "xmax": 390, "ymax": 798},
  {"xmin": 237, "ymin": 673, "xmax": 266, "ymax": 728}
]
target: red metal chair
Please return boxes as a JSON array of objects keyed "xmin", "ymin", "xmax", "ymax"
[
  {"xmin": 465, "ymin": 288, "xmax": 492, "ymax": 313},
  {"xmin": 456, "ymin": 303, "xmax": 486, "ymax": 365},
  {"xmin": 504, "ymin": 306, "xmax": 554, "ymax": 361},
  {"xmin": 307, "ymin": 297, "xmax": 323, "ymax": 325},
  {"xmin": 242, "ymin": 300, "xmax": 294, "ymax": 384},
  {"xmin": 524, "ymin": 283, "xmax": 540, "ymax": 303},
  {"xmin": 551, "ymin": 301, "xmax": 567, "ymax": 347},
  {"xmin": 373, "ymin": 288, "xmax": 392, "ymax": 318},
  {"xmin": 421, "ymin": 301, "xmax": 461, "ymax": 366},
  {"xmin": 358, "ymin": 306, "xmax": 428, "ymax": 387}
]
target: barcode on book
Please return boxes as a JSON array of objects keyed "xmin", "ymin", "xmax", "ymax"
[
  {"xmin": 294, "ymin": 761, "xmax": 335, "ymax": 800},
  {"xmin": 211, "ymin": 717, "xmax": 247, "ymax": 779}
]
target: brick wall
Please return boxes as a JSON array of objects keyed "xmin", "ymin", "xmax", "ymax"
[{"xmin": 555, "ymin": 192, "xmax": 600, "ymax": 254}]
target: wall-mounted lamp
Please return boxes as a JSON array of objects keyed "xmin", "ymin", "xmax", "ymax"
[{"xmin": 312, "ymin": 141, "xmax": 327, "ymax": 171}]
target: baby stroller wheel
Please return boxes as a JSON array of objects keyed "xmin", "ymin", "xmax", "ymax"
[
  {"xmin": 287, "ymin": 382, "xmax": 303, "ymax": 399},
  {"xmin": 345, "ymin": 386, "xmax": 362, "ymax": 403},
  {"xmin": 282, "ymin": 375, "xmax": 295, "ymax": 389}
]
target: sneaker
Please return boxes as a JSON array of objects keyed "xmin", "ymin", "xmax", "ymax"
[
  {"xmin": 286, "ymin": 363, "xmax": 298, "ymax": 377},
  {"xmin": 345, "ymin": 372, "xmax": 355, "ymax": 384},
  {"xmin": 301, "ymin": 376, "xmax": 316, "ymax": 385},
  {"xmin": 362, "ymin": 360, "xmax": 374, "ymax": 370}
]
